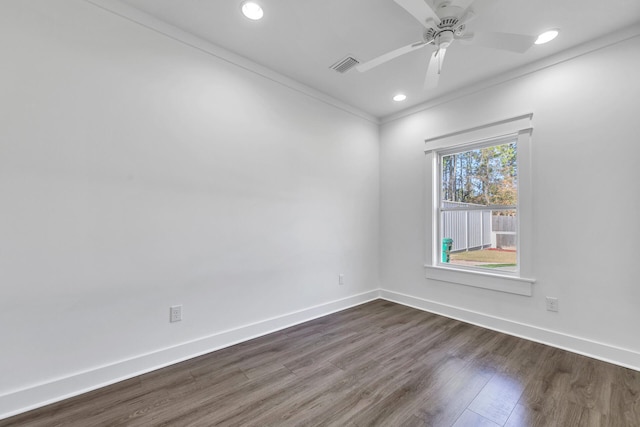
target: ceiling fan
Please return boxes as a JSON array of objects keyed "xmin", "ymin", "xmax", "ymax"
[{"xmin": 356, "ymin": 0, "xmax": 537, "ymax": 89}]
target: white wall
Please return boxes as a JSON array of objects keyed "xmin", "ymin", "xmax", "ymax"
[
  {"xmin": 0, "ymin": 0, "xmax": 379, "ymax": 416},
  {"xmin": 2, "ymin": 0, "xmax": 638, "ymax": 419},
  {"xmin": 380, "ymin": 33, "xmax": 640, "ymax": 367}
]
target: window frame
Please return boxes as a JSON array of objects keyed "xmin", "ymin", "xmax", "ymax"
[
  {"xmin": 437, "ymin": 136, "xmax": 519, "ymax": 276},
  {"xmin": 424, "ymin": 114, "xmax": 536, "ymax": 296}
]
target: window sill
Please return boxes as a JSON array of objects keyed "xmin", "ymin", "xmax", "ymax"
[{"xmin": 424, "ymin": 265, "xmax": 535, "ymax": 296}]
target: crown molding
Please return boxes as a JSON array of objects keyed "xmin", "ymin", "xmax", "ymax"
[
  {"xmin": 78, "ymin": 2, "xmax": 640, "ymax": 127},
  {"xmin": 84, "ymin": 0, "xmax": 379, "ymax": 125},
  {"xmin": 381, "ymin": 23, "xmax": 640, "ymax": 124}
]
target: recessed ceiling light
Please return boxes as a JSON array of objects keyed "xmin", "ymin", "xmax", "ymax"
[
  {"xmin": 241, "ymin": 1, "xmax": 263, "ymax": 20},
  {"xmin": 535, "ymin": 30, "xmax": 559, "ymax": 45},
  {"xmin": 393, "ymin": 94, "xmax": 407, "ymax": 102}
]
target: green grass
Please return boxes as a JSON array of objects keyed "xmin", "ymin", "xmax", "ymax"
[
  {"xmin": 480, "ymin": 263, "xmax": 517, "ymax": 269},
  {"xmin": 450, "ymin": 249, "xmax": 516, "ymax": 264}
]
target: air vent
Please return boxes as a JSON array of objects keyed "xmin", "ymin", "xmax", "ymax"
[{"xmin": 330, "ymin": 56, "xmax": 360, "ymax": 73}]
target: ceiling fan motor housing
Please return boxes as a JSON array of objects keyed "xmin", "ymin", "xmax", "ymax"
[
  {"xmin": 436, "ymin": 30, "xmax": 455, "ymax": 48},
  {"xmin": 422, "ymin": 2, "xmax": 466, "ymax": 45},
  {"xmin": 423, "ymin": 15, "xmax": 462, "ymax": 47}
]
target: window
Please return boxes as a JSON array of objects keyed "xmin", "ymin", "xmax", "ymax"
[
  {"xmin": 424, "ymin": 114, "xmax": 535, "ymax": 296},
  {"xmin": 439, "ymin": 138, "xmax": 518, "ymax": 274}
]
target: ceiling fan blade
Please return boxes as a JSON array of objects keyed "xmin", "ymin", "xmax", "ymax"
[
  {"xmin": 455, "ymin": 31, "xmax": 475, "ymax": 41},
  {"xmin": 394, "ymin": 0, "xmax": 441, "ymax": 27},
  {"xmin": 424, "ymin": 48, "xmax": 447, "ymax": 89},
  {"xmin": 453, "ymin": 0, "xmax": 476, "ymax": 10},
  {"xmin": 457, "ymin": 7, "xmax": 476, "ymax": 25},
  {"xmin": 469, "ymin": 32, "xmax": 537, "ymax": 53},
  {"xmin": 356, "ymin": 41, "xmax": 428, "ymax": 72}
]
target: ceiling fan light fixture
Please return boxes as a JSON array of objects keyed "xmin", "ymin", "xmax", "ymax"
[
  {"xmin": 535, "ymin": 29, "xmax": 559, "ymax": 45},
  {"xmin": 393, "ymin": 94, "xmax": 407, "ymax": 102},
  {"xmin": 241, "ymin": 1, "xmax": 263, "ymax": 20}
]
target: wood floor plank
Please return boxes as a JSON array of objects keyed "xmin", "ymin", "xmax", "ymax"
[
  {"xmin": 2, "ymin": 300, "xmax": 639, "ymax": 427},
  {"xmin": 416, "ymin": 359, "xmax": 495, "ymax": 426},
  {"xmin": 347, "ymin": 356, "xmax": 470, "ymax": 426},
  {"xmin": 205, "ymin": 363, "xmax": 346, "ymax": 427},
  {"xmin": 467, "ymin": 372, "xmax": 525, "ymax": 425},
  {"xmin": 152, "ymin": 366, "xmax": 299, "ymax": 427},
  {"xmin": 609, "ymin": 366, "xmax": 640, "ymax": 426},
  {"xmin": 303, "ymin": 358, "xmax": 423, "ymax": 425},
  {"xmin": 253, "ymin": 359, "xmax": 384, "ymax": 426},
  {"xmin": 452, "ymin": 409, "xmax": 501, "ymax": 427},
  {"xmin": 504, "ymin": 403, "xmax": 530, "ymax": 427}
]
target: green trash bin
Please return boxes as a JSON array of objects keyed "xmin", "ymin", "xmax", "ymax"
[{"xmin": 442, "ymin": 238, "xmax": 453, "ymax": 263}]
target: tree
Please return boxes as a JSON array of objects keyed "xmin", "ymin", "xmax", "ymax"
[{"xmin": 441, "ymin": 141, "xmax": 517, "ymax": 209}]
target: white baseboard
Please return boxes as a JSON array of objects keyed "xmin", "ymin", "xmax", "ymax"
[
  {"xmin": 380, "ymin": 289, "xmax": 640, "ymax": 372},
  {"xmin": 0, "ymin": 290, "xmax": 380, "ymax": 421},
  {"xmin": 5, "ymin": 288, "xmax": 637, "ymax": 420}
]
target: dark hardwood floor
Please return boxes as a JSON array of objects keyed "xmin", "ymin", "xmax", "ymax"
[{"xmin": 2, "ymin": 300, "xmax": 639, "ymax": 426}]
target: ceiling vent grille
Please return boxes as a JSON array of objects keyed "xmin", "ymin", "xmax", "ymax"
[{"xmin": 330, "ymin": 56, "xmax": 360, "ymax": 73}]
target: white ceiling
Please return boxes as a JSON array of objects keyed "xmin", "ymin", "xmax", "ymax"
[{"xmin": 117, "ymin": 0, "xmax": 640, "ymax": 119}]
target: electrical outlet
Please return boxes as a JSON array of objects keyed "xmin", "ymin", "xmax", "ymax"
[
  {"xmin": 170, "ymin": 305, "xmax": 182, "ymax": 322},
  {"xmin": 338, "ymin": 274, "xmax": 344, "ymax": 286},
  {"xmin": 546, "ymin": 297, "xmax": 559, "ymax": 312}
]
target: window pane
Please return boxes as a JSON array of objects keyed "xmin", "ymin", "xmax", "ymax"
[
  {"xmin": 440, "ymin": 141, "xmax": 517, "ymax": 207},
  {"xmin": 440, "ymin": 140, "xmax": 517, "ymax": 273}
]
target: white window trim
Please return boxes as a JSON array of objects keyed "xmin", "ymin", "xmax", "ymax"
[{"xmin": 424, "ymin": 114, "xmax": 536, "ymax": 296}]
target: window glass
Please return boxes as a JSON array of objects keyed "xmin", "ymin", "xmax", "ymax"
[{"xmin": 439, "ymin": 140, "xmax": 517, "ymax": 272}]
